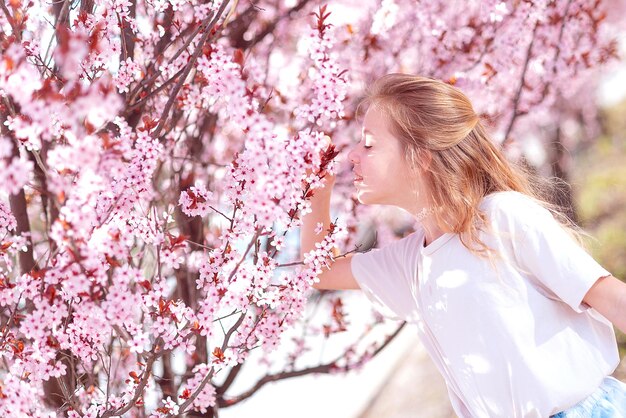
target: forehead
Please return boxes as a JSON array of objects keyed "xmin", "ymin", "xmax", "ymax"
[{"xmin": 362, "ymin": 105, "xmax": 392, "ymax": 136}]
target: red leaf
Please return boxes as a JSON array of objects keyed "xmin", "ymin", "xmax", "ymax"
[
  {"xmin": 46, "ymin": 335, "xmax": 60, "ymax": 349},
  {"xmin": 30, "ymin": 269, "xmax": 47, "ymax": 280},
  {"xmin": 129, "ymin": 371, "xmax": 140, "ymax": 384},
  {"xmin": 482, "ymin": 62, "xmax": 497, "ymax": 80},
  {"xmin": 212, "ymin": 347, "xmax": 225, "ymax": 362},
  {"xmin": 203, "ymin": 44, "xmax": 215, "ymax": 57},
  {"xmin": 105, "ymin": 255, "xmax": 121, "ymax": 267},
  {"xmin": 179, "ymin": 388, "xmax": 192, "ymax": 400},
  {"xmin": 2, "ymin": 57, "xmax": 14, "ymax": 72},
  {"xmin": 138, "ymin": 280, "xmax": 152, "ymax": 291},
  {"xmin": 168, "ymin": 233, "xmax": 189, "ymax": 248},
  {"xmin": 44, "ymin": 285, "xmax": 56, "ymax": 304},
  {"xmin": 9, "ymin": 338, "xmax": 25, "ymax": 355},
  {"xmin": 158, "ymin": 298, "xmax": 171, "ymax": 314},
  {"xmin": 233, "ymin": 48, "xmax": 245, "ymax": 67},
  {"xmin": 138, "ymin": 116, "xmax": 159, "ymax": 132}
]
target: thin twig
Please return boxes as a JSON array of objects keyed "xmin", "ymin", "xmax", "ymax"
[
  {"xmin": 0, "ymin": 1, "xmax": 19, "ymax": 37},
  {"xmin": 125, "ymin": 66, "xmax": 186, "ymax": 112},
  {"xmin": 152, "ymin": 0, "xmax": 231, "ymax": 139},
  {"xmin": 502, "ymin": 22, "xmax": 539, "ymax": 148},
  {"xmin": 100, "ymin": 341, "xmax": 161, "ymax": 418},
  {"xmin": 277, "ymin": 246, "xmax": 361, "ymax": 268},
  {"xmin": 174, "ymin": 312, "xmax": 246, "ymax": 416}
]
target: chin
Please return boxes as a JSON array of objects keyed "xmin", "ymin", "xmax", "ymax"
[
  {"xmin": 355, "ymin": 190, "xmax": 381, "ymax": 206},
  {"xmin": 354, "ymin": 190, "xmax": 368, "ymax": 205}
]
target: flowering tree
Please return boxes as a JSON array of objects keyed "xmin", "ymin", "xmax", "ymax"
[{"xmin": 0, "ymin": 0, "xmax": 619, "ymax": 416}]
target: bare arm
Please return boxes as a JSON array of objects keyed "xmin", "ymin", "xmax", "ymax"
[
  {"xmin": 583, "ymin": 275, "xmax": 626, "ymax": 334},
  {"xmin": 300, "ymin": 172, "xmax": 360, "ymax": 290}
]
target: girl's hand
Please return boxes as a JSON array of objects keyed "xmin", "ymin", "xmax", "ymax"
[
  {"xmin": 304, "ymin": 135, "xmax": 338, "ymax": 195},
  {"xmin": 318, "ymin": 168, "xmax": 336, "ymax": 190},
  {"xmin": 318, "ymin": 135, "xmax": 339, "ymax": 189}
]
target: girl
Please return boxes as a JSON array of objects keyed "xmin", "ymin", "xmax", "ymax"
[{"xmin": 301, "ymin": 74, "xmax": 626, "ymax": 417}]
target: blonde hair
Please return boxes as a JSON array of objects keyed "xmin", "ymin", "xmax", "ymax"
[{"xmin": 360, "ymin": 73, "xmax": 581, "ymax": 255}]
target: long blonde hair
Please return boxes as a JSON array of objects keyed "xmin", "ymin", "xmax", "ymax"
[{"xmin": 361, "ymin": 73, "xmax": 581, "ymax": 254}]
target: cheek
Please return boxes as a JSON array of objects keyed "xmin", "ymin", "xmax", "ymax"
[
  {"xmin": 393, "ymin": 165, "xmax": 419, "ymax": 190},
  {"xmin": 388, "ymin": 160, "xmax": 410, "ymax": 178}
]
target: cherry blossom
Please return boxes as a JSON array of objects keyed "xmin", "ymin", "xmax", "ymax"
[{"xmin": 179, "ymin": 183, "xmax": 214, "ymax": 218}]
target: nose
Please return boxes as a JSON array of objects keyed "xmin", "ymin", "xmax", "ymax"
[{"xmin": 347, "ymin": 144, "xmax": 359, "ymax": 165}]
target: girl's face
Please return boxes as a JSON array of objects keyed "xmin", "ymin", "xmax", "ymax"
[{"xmin": 348, "ymin": 106, "xmax": 431, "ymax": 212}]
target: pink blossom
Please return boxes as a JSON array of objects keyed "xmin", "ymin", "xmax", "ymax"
[
  {"xmin": 179, "ymin": 183, "xmax": 214, "ymax": 218},
  {"xmin": 183, "ymin": 364, "xmax": 217, "ymax": 413},
  {"xmin": 152, "ymin": 315, "xmax": 172, "ymax": 336},
  {"xmin": 0, "ymin": 154, "xmax": 33, "ymax": 195},
  {"xmin": 0, "ymin": 201, "xmax": 17, "ymax": 237},
  {"xmin": 114, "ymin": 57, "xmax": 142, "ymax": 93},
  {"xmin": 150, "ymin": 396, "xmax": 180, "ymax": 417},
  {"xmin": 128, "ymin": 330, "xmax": 150, "ymax": 354}
]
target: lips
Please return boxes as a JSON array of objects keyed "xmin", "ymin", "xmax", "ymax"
[{"xmin": 353, "ymin": 172, "xmax": 363, "ymax": 182}]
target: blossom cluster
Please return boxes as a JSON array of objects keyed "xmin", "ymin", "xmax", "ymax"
[
  {"xmin": 294, "ymin": 6, "xmax": 349, "ymax": 128},
  {"xmin": 114, "ymin": 57, "xmax": 142, "ymax": 93},
  {"xmin": 179, "ymin": 183, "xmax": 214, "ymax": 218}
]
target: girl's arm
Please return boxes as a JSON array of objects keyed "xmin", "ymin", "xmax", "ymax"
[
  {"xmin": 300, "ymin": 170, "xmax": 360, "ymax": 291},
  {"xmin": 583, "ymin": 275, "xmax": 626, "ymax": 334}
]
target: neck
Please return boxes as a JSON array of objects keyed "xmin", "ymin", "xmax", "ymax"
[
  {"xmin": 421, "ymin": 218, "xmax": 446, "ymax": 246},
  {"xmin": 398, "ymin": 200, "xmax": 450, "ymax": 245}
]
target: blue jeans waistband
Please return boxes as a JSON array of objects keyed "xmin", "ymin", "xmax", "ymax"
[{"xmin": 551, "ymin": 376, "xmax": 626, "ymax": 418}]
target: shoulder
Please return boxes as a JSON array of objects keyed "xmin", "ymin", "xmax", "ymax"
[
  {"xmin": 480, "ymin": 190, "xmax": 540, "ymax": 210},
  {"xmin": 376, "ymin": 229, "xmax": 423, "ymax": 252},
  {"xmin": 479, "ymin": 191, "xmax": 552, "ymax": 230},
  {"xmin": 480, "ymin": 191, "xmax": 546, "ymax": 216},
  {"xmin": 356, "ymin": 229, "xmax": 422, "ymax": 264}
]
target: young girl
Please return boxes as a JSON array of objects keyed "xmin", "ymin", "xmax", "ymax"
[{"xmin": 301, "ymin": 74, "xmax": 626, "ymax": 417}]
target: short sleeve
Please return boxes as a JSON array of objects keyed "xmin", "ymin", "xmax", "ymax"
[
  {"xmin": 492, "ymin": 193, "xmax": 611, "ymax": 313},
  {"xmin": 351, "ymin": 233, "xmax": 419, "ymax": 321}
]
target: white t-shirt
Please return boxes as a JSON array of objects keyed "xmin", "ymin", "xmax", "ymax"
[{"xmin": 351, "ymin": 191, "xmax": 619, "ymax": 418}]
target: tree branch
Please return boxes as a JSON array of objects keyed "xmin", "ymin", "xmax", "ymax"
[
  {"xmin": 233, "ymin": 0, "xmax": 312, "ymax": 50},
  {"xmin": 100, "ymin": 346, "xmax": 159, "ymax": 418},
  {"xmin": 1, "ymin": 98, "xmax": 37, "ymax": 275},
  {"xmin": 0, "ymin": 1, "xmax": 19, "ymax": 37},
  {"xmin": 175, "ymin": 312, "xmax": 246, "ymax": 416},
  {"xmin": 221, "ymin": 322, "xmax": 406, "ymax": 407},
  {"xmin": 152, "ymin": 0, "xmax": 231, "ymax": 139},
  {"xmin": 501, "ymin": 22, "xmax": 539, "ymax": 148}
]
